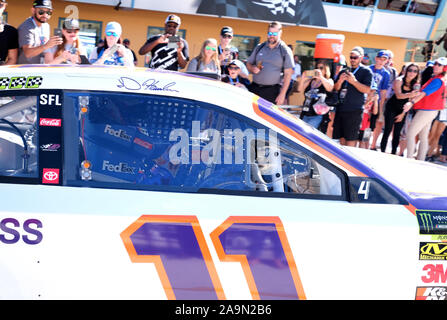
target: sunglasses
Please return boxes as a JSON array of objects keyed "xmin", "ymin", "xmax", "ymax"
[
  {"xmin": 222, "ymin": 34, "xmax": 233, "ymax": 39},
  {"xmin": 349, "ymin": 55, "xmax": 360, "ymax": 60},
  {"xmin": 106, "ymin": 31, "xmax": 118, "ymax": 37},
  {"xmin": 407, "ymin": 68, "xmax": 419, "ymax": 73},
  {"xmin": 267, "ymin": 31, "xmax": 279, "ymax": 36},
  {"xmin": 317, "ymin": 66, "xmax": 325, "ymax": 70},
  {"xmin": 205, "ymin": 46, "xmax": 216, "ymax": 51},
  {"xmin": 37, "ymin": 9, "xmax": 52, "ymax": 16},
  {"xmin": 65, "ymin": 29, "xmax": 80, "ymax": 34},
  {"xmin": 434, "ymin": 62, "xmax": 444, "ymax": 67},
  {"xmin": 228, "ymin": 66, "xmax": 240, "ymax": 70}
]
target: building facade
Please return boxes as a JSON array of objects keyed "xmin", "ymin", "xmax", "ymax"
[{"xmin": 3, "ymin": 0, "xmax": 446, "ymax": 70}]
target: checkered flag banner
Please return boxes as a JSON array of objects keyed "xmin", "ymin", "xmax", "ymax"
[
  {"xmin": 0, "ymin": 77, "xmax": 9, "ymax": 90},
  {"xmin": 9, "ymin": 77, "xmax": 27, "ymax": 89},
  {"xmin": 253, "ymin": 0, "xmax": 297, "ymax": 16},
  {"xmin": 26, "ymin": 76, "xmax": 43, "ymax": 89},
  {"xmin": 197, "ymin": 0, "xmax": 327, "ymax": 27}
]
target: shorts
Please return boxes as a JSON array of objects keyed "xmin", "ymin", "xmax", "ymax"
[{"xmin": 332, "ymin": 110, "xmax": 363, "ymax": 141}]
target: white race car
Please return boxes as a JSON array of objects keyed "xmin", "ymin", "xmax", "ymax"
[{"xmin": 0, "ymin": 66, "xmax": 446, "ymax": 300}]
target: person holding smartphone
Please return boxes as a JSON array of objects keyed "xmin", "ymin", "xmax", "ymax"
[
  {"xmin": 89, "ymin": 21, "xmax": 133, "ymax": 66},
  {"xmin": 138, "ymin": 14, "xmax": 189, "ymax": 71},
  {"xmin": 44, "ymin": 18, "xmax": 86, "ymax": 64},
  {"xmin": 332, "ymin": 46, "xmax": 373, "ymax": 147},
  {"xmin": 298, "ymin": 62, "xmax": 334, "ymax": 129},
  {"xmin": 17, "ymin": 0, "xmax": 62, "ymax": 64}
]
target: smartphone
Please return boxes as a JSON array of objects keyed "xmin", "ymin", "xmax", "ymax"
[
  {"xmin": 108, "ymin": 44, "xmax": 118, "ymax": 55},
  {"xmin": 54, "ymin": 28, "xmax": 62, "ymax": 38},
  {"xmin": 167, "ymin": 35, "xmax": 180, "ymax": 49}
]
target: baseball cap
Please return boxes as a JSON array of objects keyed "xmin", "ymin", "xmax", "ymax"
[
  {"xmin": 165, "ymin": 14, "xmax": 181, "ymax": 26},
  {"xmin": 435, "ymin": 57, "xmax": 447, "ymax": 66},
  {"xmin": 350, "ymin": 46, "xmax": 364, "ymax": 57},
  {"xmin": 63, "ymin": 18, "xmax": 80, "ymax": 30},
  {"xmin": 376, "ymin": 50, "xmax": 390, "ymax": 58},
  {"xmin": 228, "ymin": 59, "xmax": 244, "ymax": 69},
  {"xmin": 33, "ymin": 0, "xmax": 52, "ymax": 9},
  {"xmin": 221, "ymin": 26, "xmax": 233, "ymax": 36},
  {"xmin": 105, "ymin": 21, "xmax": 122, "ymax": 38}
]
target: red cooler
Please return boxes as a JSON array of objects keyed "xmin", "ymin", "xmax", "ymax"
[{"xmin": 314, "ymin": 34, "xmax": 345, "ymax": 62}]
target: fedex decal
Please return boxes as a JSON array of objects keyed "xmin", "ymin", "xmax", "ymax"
[
  {"xmin": 40, "ymin": 118, "xmax": 61, "ymax": 127},
  {"xmin": 42, "ymin": 168, "xmax": 60, "ymax": 184}
]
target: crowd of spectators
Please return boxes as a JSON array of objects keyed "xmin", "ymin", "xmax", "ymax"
[{"xmin": 1, "ymin": 0, "xmax": 447, "ymax": 164}]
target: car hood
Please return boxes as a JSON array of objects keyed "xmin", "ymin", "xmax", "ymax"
[{"xmin": 345, "ymin": 147, "xmax": 447, "ymax": 202}]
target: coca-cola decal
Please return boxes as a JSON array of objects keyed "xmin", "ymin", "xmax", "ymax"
[
  {"xmin": 42, "ymin": 168, "xmax": 60, "ymax": 184},
  {"xmin": 40, "ymin": 118, "xmax": 62, "ymax": 127}
]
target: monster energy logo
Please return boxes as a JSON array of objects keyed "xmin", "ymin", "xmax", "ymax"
[{"xmin": 417, "ymin": 211, "xmax": 447, "ymax": 235}]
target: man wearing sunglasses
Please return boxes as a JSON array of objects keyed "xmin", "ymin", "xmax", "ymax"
[
  {"xmin": 246, "ymin": 21, "xmax": 294, "ymax": 105},
  {"xmin": 333, "ymin": 46, "xmax": 373, "ymax": 147},
  {"xmin": 17, "ymin": 0, "xmax": 62, "ymax": 64},
  {"xmin": 0, "ymin": 0, "xmax": 18, "ymax": 65},
  {"xmin": 138, "ymin": 14, "xmax": 189, "ymax": 71}
]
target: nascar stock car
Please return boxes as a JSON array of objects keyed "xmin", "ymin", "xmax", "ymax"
[{"xmin": 0, "ymin": 65, "xmax": 446, "ymax": 300}]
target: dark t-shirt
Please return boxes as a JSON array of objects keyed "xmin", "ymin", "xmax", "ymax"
[
  {"xmin": 0, "ymin": 24, "xmax": 19, "ymax": 63},
  {"xmin": 336, "ymin": 65, "xmax": 373, "ymax": 112},
  {"xmin": 143, "ymin": 35, "xmax": 189, "ymax": 71}
]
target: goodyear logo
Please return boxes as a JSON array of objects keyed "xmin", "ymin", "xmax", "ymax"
[
  {"xmin": 417, "ymin": 210, "xmax": 447, "ymax": 235},
  {"xmin": 0, "ymin": 76, "xmax": 43, "ymax": 90},
  {"xmin": 419, "ymin": 242, "xmax": 447, "ymax": 260}
]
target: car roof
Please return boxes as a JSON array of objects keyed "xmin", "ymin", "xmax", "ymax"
[{"xmin": 1, "ymin": 65, "xmax": 371, "ymax": 177}]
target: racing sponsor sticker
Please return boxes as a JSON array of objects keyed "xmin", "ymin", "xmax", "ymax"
[
  {"xmin": 0, "ymin": 76, "xmax": 43, "ymax": 90},
  {"xmin": 419, "ymin": 242, "xmax": 447, "ymax": 260},
  {"xmin": 40, "ymin": 143, "xmax": 61, "ymax": 152},
  {"xmin": 42, "ymin": 168, "xmax": 60, "ymax": 184},
  {"xmin": 416, "ymin": 287, "xmax": 447, "ymax": 300},
  {"xmin": 39, "ymin": 118, "xmax": 62, "ymax": 127},
  {"xmin": 417, "ymin": 210, "xmax": 447, "ymax": 235},
  {"xmin": 421, "ymin": 264, "xmax": 447, "ymax": 284}
]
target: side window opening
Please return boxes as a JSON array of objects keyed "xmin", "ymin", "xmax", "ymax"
[
  {"xmin": 248, "ymin": 137, "xmax": 342, "ymax": 196},
  {"xmin": 0, "ymin": 95, "xmax": 38, "ymax": 178},
  {"xmin": 66, "ymin": 91, "xmax": 343, "ymax": 199}
]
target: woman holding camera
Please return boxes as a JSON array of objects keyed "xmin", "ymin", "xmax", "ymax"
[
  {"xmin": 298, "ymin": 62, "xmax": 334, "ymax": 129},
  {"xmin": 44, "ymin": 19, "xmax": 87, "ymax": 64},
  {"xmin": 89, "ymin": 21, "xmax": 133, "ymax": 66}
]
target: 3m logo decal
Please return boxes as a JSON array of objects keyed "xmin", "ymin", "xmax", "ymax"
[
  {"xmin": 42, "ymin": 168, "xmax": 59, "ymax": 184},
  {"xmin": 421, "ymin": 264, "xmax": 447, "ymax": 284},
  {"xmin": 417, "ymin": 210, "xmax": 447, "ymax": 235},
  {"xmin": 420, "ymin": 242, "xmax": 447, "ymax": 260},
  {"xmin": 416, "ymin": 287, "xmax": 447, "ymax": 300}
]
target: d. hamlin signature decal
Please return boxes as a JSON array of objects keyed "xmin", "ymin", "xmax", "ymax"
[{"xmin": 117, "ymin": 77, "xmax": 179, "ymax": 92}]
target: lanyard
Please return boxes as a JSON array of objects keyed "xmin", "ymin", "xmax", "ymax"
[
  {"xmin": 351, "ymin": 66, "xmax": 360, "ymax": 75},
  {"xmin": 229, "ymin": 76, "xmax": 239, "ymax": 86}
]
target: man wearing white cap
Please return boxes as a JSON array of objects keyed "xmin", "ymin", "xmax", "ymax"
[
  {"xmin": 138, "ymin": 14, "xmax": 189, "ymax": 71},
  {"xmin": 333, "ymin": 46, "xmax": 373, "ymax": 146}
]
